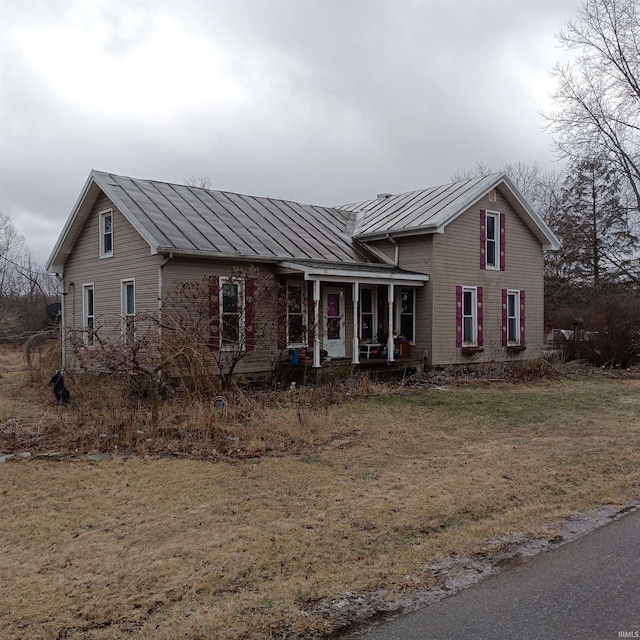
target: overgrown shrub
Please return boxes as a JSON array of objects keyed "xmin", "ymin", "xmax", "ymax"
[{"xmin": 580, "ymin": 296, "xmax": 640, "ymax": 367}]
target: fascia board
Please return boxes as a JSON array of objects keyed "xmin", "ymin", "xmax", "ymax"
[
  {"xmin": 306, "ymin": 273, "xmax": 427, "ymax": 285},
  {"xmin": 91, "ymin": 172, "xmax": 160, "ymax": 253},
  {"xmin": 355, "ymin": 225, "xmax": 439, "ymax": 242},
  {"xmin": 157, "ymin": 248, "xmax": 282, "ymax": 262},
  {"xmin": 280, "ymin": 261, "xmax": 429, "ymax": 284}
]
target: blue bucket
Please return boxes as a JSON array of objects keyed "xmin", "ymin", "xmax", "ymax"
[{"xmin": 290, "ymin": 349, "xmax": 300, "ymax": 364}]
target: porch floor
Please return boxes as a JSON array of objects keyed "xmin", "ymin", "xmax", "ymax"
[{"xmin": 276, "ymin": 357, "xmax": 422, "ymax": 385}]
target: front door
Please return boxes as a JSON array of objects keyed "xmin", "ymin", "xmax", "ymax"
[{"xmin": 323, "ymin": 288, "xmax": 345, "ymax": 358}]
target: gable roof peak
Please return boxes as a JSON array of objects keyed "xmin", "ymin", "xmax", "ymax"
[{"xmin": 340, "ymin": 172, "xmax": 559, "ymax": 250}]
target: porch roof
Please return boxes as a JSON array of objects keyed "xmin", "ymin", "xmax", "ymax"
[{"xmin": 279, "ymin": 260, "xmax": 429, "ymax": 286}]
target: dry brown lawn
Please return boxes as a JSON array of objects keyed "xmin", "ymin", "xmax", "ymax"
[{"xmin": 1, "ymin": 349, "xmax": 640, "ymax": 639}]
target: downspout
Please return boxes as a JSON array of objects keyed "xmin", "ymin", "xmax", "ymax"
[
  {"xmin": 158, "ymin": 253, "xmax": 174, "ymax": 337},
  {"xmin": 58, "ymin": 275, "xmax": 66, "ymax": 369}
]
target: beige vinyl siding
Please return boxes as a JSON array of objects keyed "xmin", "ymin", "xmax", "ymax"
[
  {"xmin": 367, "ymin": 239, "xmax": 397, "ymax": 263},
  {"xmin": 164, "ymin": 261, "xmax": 358, "ymax": 369},
  {"xmin": 163, "ymin": 258, "xmax": 283, "ymax": 374},
  {"xmin": 430, "ymin": 190, "xmax": 544, "ymax": 365},
  {"xmin": 395, "ymin": 235, "xmax": 433, "ymax": 364},
  {"xmin": 63, "ymin": 194, "xmax": 162, "ymax": 366}
]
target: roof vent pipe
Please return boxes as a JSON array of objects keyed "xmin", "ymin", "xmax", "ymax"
[{"xmin": 377, "ymin": 193, "xmax": 393, "ymax": 199}]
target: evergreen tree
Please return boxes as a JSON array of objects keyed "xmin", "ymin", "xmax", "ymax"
[{"xmin": 550, "ymin": 156, "xmax": 637, "ymax": 297}]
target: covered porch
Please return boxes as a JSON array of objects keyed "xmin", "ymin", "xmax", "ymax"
[{"xmin": 278, "ymin": 261, "xmax": 429, "ymax": 369}]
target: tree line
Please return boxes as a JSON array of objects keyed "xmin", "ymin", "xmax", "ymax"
[{"xmin": 0, "ymin": 212, "xmax": 58, "ymax": 340}]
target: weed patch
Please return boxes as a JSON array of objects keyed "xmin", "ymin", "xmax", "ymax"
[{"xmin": 1, "ymin": 357, "xmax": 640, "ymax": 638}]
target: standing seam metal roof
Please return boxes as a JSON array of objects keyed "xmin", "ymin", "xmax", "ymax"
[
  {"xmin": 341, "ymin": 174, "xmax": 504, "ymax": 237},
  {"xmin": 93, "ymin": 172, "xmax": 368, "ymax": 263}
]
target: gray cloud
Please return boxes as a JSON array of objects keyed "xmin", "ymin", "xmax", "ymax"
[{"xmin": 0, "ymin": 0, "xmax": 576, "ymax": 265}]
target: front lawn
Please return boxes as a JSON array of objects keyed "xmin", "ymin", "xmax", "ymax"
[{"xmin": 1, "ymin": 366, "xmax": 639, "ymax": 639}]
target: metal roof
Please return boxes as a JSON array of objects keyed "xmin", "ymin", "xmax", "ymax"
[
  {"xmin": 340, "ymin": 173, "xmax": 560, "ymax": 250},
  {"xmin": 96, "ymin": 171, "xmax": 370, "ymax": 262},
  {"xmin": 47, "ymin": 171, "xmax": 370, "ymax": 270},
  {"xmin": 47, "ymin": 170, "xmax": 559, "ymax": 272}
]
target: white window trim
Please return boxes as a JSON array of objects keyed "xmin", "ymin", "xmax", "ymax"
[
  {"xmin": 286, "ymin": 282, "xmax": 307, "ymax": 348},
  {"xmin": 219, "ymin": 277, "xmax": 245, "ymax": 350},
  {"xmin": 82, "ymin": 283, "xmax": 95, "ymax": 346},
  {"xmin": 462, "ymin": 286, "xmax": 478, "ymax": 346},
  {"xmin": 396, "ymin": 288, "xmax": 416, "ymax": 345},
  {"xmin": 507, "ymin": 289, "xmax": 521, "ymax": 344},
  {"xmin": 485, "ymin": 210, "xmax": 499, "ymax": 270},
  {"xmin": 99, "ymin": 209, "xmax": 114, "ymax": 258},
  {"xmin": 360, "ymin": 286, "xmax": 377, "ymax": 343},
  {"xmin": 121, "ymin": 278, "xmax": 135, "ymax": 342}
]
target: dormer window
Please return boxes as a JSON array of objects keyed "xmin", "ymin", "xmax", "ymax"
[{"xmin": 100, "ymin": 210, "xmax": 113, "ymax": 258}]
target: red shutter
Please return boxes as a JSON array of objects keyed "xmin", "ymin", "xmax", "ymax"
[
  {"xmin": 245, "ymin": 278, "xmax": 255, "ymax": 352},
  {"xmin": 477, "ymin": 286, "xmax": 483, "ymax": 347},
  {"xmin": 456, "ymin": 285, "xmax": 462, "ymax": 347},
  {"xmin": 501, "ymin": 288, "xmax": 508, "ymax": 346},
  {"xmin": 307, "ymin": 283, "xmax": 315, "ymax": 348},
  {"xmin": 520, "ymin": 290, "xmax": 526, "ymax": 346},
  {"xmin": 208, "ymin": 276, "xmax": 220, "ymax": 350},
  {"xmin": 480, "ymin": 209, "xmax": 487, "ymax": 270},
  {"xmin": 500, "ymin": 212, "xmax": 506, "ymax": 271}
]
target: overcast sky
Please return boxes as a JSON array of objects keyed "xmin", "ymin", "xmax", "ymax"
[{"xmin": 0, "ymin": 0, "xmax": 578, "ymax": 266}]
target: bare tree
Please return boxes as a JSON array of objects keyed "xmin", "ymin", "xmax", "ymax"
[
  {"xmin": 545, "ymin": 0, "xmax": 640, "ymax": 212},
  {"xmin": 163, "ymin": 266, "xmax": 284, "ymax": 390},
  {"xmin": 0, "ymin": 211, "xmax": 58, "ymax": 338},
  {"xmin": 450, "ymin": 161, "xmax": 565, "ymax": 223},
  {"xmin": 184, "ymin": 175, "xmax": 213, "ymax": 189}
]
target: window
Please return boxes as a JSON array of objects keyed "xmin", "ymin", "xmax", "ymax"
[
  {"xmin": 481, "ymin": 210, "xmax": 505, "ymax": 271},
  {"xmin": 287, "ymin": 283, "xmax": 306, "ymax": 346},
  {"xmin": 100, "ymin": 210, "xmax": 113, "ymax": 258},
  {"xmin": 503, "ymin": 289, "xmax": 525, "ymax": 347},
  {"xmin": 121, "ymin": 279, "xmax": 135, "ymax": 343},
  {"xmin": 456, "ymin": 285, "xmax": 483, "ymax": 348},
  {"xmin": 507, "ymin": 290, "xmax": 519, "ymax": 343},
  {"xmin": 462, "ymin": 287, "xmax": 477, "ymax": 344},
  {"xmin": 82, "ymin": 284, "xmax": 95, "ymax": 346},
  {"xmin": 360, "ymin": 287, "xmax": 376, "ymax": 340},
  {"xmin": 220, "ymin": 278, "xmax": 244, "ymax": 347},
  {"xmin": 399, "ymin": 288, "xmax": 415, "ymax": 342},
  {"xmin": 485, "ymin": 211, "xmax": 499, "ymax": 269}
]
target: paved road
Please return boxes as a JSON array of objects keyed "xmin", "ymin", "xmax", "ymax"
[{"xmin": 350, "ymin": 508, "xmax": 640, "ymax": 640}]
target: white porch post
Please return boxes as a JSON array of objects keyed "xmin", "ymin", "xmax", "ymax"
[
  {"xmin": 387, "ymin": 284, "xmax": 395, "ymax": 362},
  {"xmin": 352, "ymin": 281, "xmax": 360, "ymax": 365},
  {"xmin": 313, "ymin": 279, "xmax": 321, "ymax": 368}
]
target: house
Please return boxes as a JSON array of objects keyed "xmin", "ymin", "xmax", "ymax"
[{"xmin": 46, "ymin": 170, "xmax": 559, "ymax": 375}]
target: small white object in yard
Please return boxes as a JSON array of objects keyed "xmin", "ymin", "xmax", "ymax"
[
  {"xmin": 146, "ymin": 438, "xmax": 153, "ymax": 443},
  {"xmin": 99, "ymin": 433, "xmax": 107, "ymax": 439},
  {"xmin": 290, "ymin": 381, "xmax": 296, "ymax": 390}
]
